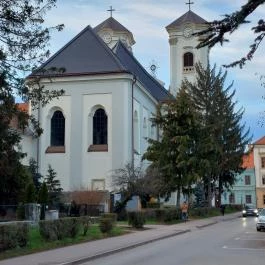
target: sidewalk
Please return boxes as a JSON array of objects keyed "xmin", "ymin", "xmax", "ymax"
[{"xmin": 0, "ymin": 212, "xmax": 241, "ymax": 265}]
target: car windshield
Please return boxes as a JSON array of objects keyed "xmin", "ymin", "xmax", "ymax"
[
  {"xmin": 245, "ymin": 205, "xmax": 255, "ymax": 209},
  {"xmin": 260, "ymin": 209, "xmax": 265, "ymax": 216}
]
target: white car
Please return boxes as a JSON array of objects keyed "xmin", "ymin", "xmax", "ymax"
[{"xmin": 256, "ymin": 208, "xmax": 265, "ymax": 231}]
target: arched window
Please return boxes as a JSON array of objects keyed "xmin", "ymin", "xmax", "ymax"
[
  {"xmin": 183, "ymin": 52, "xmax": 194, "ymax": 67},
  {"xmin": 93, "ymin": 108, "xmax": 107, "ymax": 145},
  {"xmin": 51, "ymin": 110, "xmax": 65, "ymax": 146}
]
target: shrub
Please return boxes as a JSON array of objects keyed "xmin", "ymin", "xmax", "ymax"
[
  {"xmin": 16, "ymin": 204, "xmax": 25, "ymax": 220},
  {"xmin": 39, "ymin": 217, "xmax": 80, "ymax": 241},
  {"xmin": 80, "ymin": 216, "xmax": 92, "ymax": 236},
  {"xmin": 163, "ymin": 209, "xmax": 180, "ymax": 223},
  {"xmin": 0, "ymin": 223, "xmax": 29, "ymax": 251},
  {"xmin": 99, "ymin": 217, "xmax": 113, "ymax": 234},
  {"xmin": 146, "ymin": 202, "xmax": 160, "ymax": 209},
  {"xmin": 127, "ymin": 211, "xmax": 145, "ymax": 228},
  {"xmin": 101, "ymin": 213, "xmax": 117, "ymax": 223}
]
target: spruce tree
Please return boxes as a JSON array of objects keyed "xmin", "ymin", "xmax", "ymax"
[
  {"xmin": 143, "ymin": 86, "xmax": 200, "ymax": 207},
  {"xmin": 44, "ymin": 165, "xmax": 63, "ymax": 208},
  {"xmin": 186, "ymin": 64, "xmax": 250, "ymax": 206}
]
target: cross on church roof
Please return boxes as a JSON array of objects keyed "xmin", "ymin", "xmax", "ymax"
[
  {"xmin": 186, "ymin": 0, "xmax": 194, "ymax": 11},
  {"xmin": 107, "ymin": 6, "xmax": 115, "ymax": 17}
]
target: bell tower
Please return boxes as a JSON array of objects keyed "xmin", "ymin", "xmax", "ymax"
[
  {"xmin": 94, "ymin": 6, "xmax": 135, "ymax": 52},
  {"xmin": 166, "ymin": 3, "xmax": 209, "ymax": 96}
]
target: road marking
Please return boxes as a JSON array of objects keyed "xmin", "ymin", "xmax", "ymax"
[
  {"xmin": 234, "ymin": 237, "xmax": 240, "ymax": 240},
  {"xmin": 222, "ymin": 246, "xmax": 265, "ymax": 251}
]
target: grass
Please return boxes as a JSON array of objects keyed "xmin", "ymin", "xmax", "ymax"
[{"xmin": 0, "ymin": 224, "xmax": 127, "ymax": 261}]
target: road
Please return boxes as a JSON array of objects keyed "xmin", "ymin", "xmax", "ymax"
[{"xmin": 82, "ymin": 217, "xmax": 265, "ymax": 265}]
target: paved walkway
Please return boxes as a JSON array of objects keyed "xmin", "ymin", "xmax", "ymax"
[{"xmin": 0, "ymin": 212, "xmax": 241, "ymax": 265}]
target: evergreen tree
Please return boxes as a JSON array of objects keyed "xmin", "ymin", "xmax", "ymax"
[
  {"xmin": 38, "ymin": 182, "xmax": 48, "ymax": 220},
  {"xmin": 186, "ymin": 64, "xmax": 250, "ymax": 206},
  {"xmin": 143, "ymin": 87, "xmax": 200, "ymax": 207},
  {"xmin": 0, "ymin": 1, "xmax": 64, "ymax": 204},
  {"xmin": 196, "ymin": 0, "xmax": 265, "ymax": 67},
  {"xmin": 28, "ymin": 158, "xmax": 43, "ymax": 192},
  {"xmin": 24, "ymin": 183, "xmax": 36, "ymax": 203},
  {"xmin": 44, "ymin": 165, "xmax": 63, "ymax": 207}
]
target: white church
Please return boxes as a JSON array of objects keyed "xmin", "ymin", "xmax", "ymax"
[{"xmin": 21, "ymin": 7, "xmax": 209, "ymax": 199}]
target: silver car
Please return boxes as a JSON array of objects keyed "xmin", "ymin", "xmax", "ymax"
[{"xmin": 256, "ymin": 208, "xmax": 265, "ymax": 231}]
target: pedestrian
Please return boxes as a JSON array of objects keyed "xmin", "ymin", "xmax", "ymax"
[
  {"xmin": 180, "ymin": 201, "xmax": 189, "ymax": 222},
  {"xmin": 220, "ymin": 204, "xmax": 226, "ymax": 216}
]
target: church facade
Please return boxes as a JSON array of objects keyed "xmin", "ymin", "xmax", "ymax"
[{"xmin": 23, "ymin": 9, "xmax": 209, "ymax": 196}]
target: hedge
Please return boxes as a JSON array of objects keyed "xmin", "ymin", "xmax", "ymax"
[
  {"xmin": 0, "ymin": 223, "xmax": 29, "ymax": 251},
  {"xmin": 39, "ymin": 217, "xmax": 80, "ymax": 241}
]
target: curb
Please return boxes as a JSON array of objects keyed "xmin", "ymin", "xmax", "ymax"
[{"xmin": 58, "ymin": 229, "xmax": 190, "ymax": 265}]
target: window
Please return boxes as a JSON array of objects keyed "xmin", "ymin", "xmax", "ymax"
[
  {"xmin": 245, "ymin": 175, "xmax": 251, "ymax": 185},
  {"xmin": 261, "ymin": 157, "xmax": 265, "ymax": 168},
  {"xmin": 262, "ymin": 175, "xmax": 265, "ymax": 185},
  {"xmin": 229, "ymin": 193, "xmax": 235, "ymax": 204},
  {"xmin": 51, "ymin": 110, "xmax": 65, "ymax": 146},
  {"xmin": 183, "ymin": 52, "xmax": 194, "ymax": 67},
  {"xmin": 263, "ymin": 195, "xmax": 265, "ymax": 205},
  {"xmin": 133, "ymin": 110, "xmax": 139, "ymax": 152},
  {"xmin": 92, "ymin": 179, "xmax": 105, "ymax": 190},
  {"xmin": 93, "ymin": 108, "xmax": 107, "ymax": 145},
  {"xmin": 246, "ymin": 195, "xmax": 252, "ymax": 204}
]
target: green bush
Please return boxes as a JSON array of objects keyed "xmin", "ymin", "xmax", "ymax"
[
  {"xmin": 146, "ymin": 202, "xmax": 160, "ymax": 209},
  {"xmin": 16, "ymin": 204, "xmax": 25, "ymax": 220},
  {"xmin": 39, "ymin": 217, "xmax": 80, "ymax": 241},
  {"xmin": 0, "ymin": 223, "xmax": 29, "ymax": 251},
  {"xmin": 99, "ymin": 217, "xmax": 113, "ymax": 234},
  {"xmin": 127, "ymin": 211, "xmax": 145, "ymax": 228},
  {"xmin": 101, "ymin": 213, "xmax": 117, "ymax": 223},
  {"xmin": 163, "ymin": 209, "xmax": 180, "ymax": 222},
  {"xmin": 80, "ymin": 216, "xmax": 92, "ymax": 236}
]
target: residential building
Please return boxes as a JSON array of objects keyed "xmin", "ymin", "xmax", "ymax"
[{"xmin": 221, "ymin": 151, "xmax": 256, "ymax": 207}]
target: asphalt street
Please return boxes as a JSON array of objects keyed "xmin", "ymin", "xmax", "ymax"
[{"xmin": 82, "ymin": 217, "xmax": 265, "ymax": 265}]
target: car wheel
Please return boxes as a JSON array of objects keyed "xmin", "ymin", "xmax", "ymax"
[
  {"xmin": 242, "ymin": 215, "xmax": 246, "ymax": 217},
  {"xmin": 257, "ymin": 228, "xmax": 261, "ymax": 231}
]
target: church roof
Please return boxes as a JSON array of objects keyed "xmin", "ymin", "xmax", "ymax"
[
  {"xmin": 32, "ymin": 25, "xmax": 127, "ymax": 76},
  {"xmin": 166, "ymin": 10, "xmax": 207, "ymax": 30},
  {"xmin": 94, "ymin": 17, "xmax": 131, "ymax": 34},
  {"xmin": 30, "ymin": 24, "xmax": 170, "ymax": 102},
  {"xmin": 113, "ymin": 41, "xmax": 172, "ymax": 101}
]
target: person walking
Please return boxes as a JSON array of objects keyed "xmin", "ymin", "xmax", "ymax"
[
  {"xmin": 180, "ymin": 201, "xmax": 189, "ymax": 222},
  {"xmin": 220, "ymin": 204, "xmax": 226, "ymax": 216}
]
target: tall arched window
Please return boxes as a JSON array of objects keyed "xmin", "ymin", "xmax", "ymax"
[
  {"xmin": 51, "ymin": 110, "xmax": 65, "ymax": 146},
  {"xmin": 93, "ymin": 108, "xmax": 107, "ymax": 145},
  {"xmin": 183, "ymin": 52, "xmax": 194, "ymax": 67}
]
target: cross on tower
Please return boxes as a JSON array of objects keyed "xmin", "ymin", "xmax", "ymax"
[
  {"xmin": 185, "ymin": 0, "xmax": 194, "ymax": 11},
  {"xmin": 107, "ymin": 6, "xmax": 115, "ymax": 17}
]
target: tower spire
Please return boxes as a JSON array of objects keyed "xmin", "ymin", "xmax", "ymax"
[{"xmin": 185, "ymin": 0, "xmax": 194, "ymax": 11}]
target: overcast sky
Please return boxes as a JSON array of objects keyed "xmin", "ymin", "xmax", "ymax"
[{"xmin": 44, "ymin": 0, "xmax": 265, "ymax": 142}]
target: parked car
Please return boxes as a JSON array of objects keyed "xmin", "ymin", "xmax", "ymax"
[
  {"xmin": 242, "ymin": 204, "xmax": 259, "ymax": 217},
  {"xmin": 256, "ymin": 208, "xmax": 265, "ymax": 231}
]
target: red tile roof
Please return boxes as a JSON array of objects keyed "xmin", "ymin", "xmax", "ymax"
[
  {"xmin": 242, "ymin": 151, "xmax": 254, "ymax": 169},
  {"xmin": 17, "ymin": 103, "xmax": 29, "ymax": 113},
  {"xmin": 253, "ymin": 136, "xmax": 265, "ymax": 145}
]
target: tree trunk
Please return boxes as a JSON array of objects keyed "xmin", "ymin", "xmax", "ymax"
[
  {"xmin": 176, "ymin": 186, "xmax": 181, "ymax": 209},
  {"xmin": 207, "ymin": 176, "xmax": 212, "ymax": 207}
]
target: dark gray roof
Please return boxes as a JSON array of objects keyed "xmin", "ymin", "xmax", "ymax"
[
  {"xmin": 32, "ymin": 25, "xmax": 127, "ymax": 76},
  {"xmin": 113, "ymin": 41, "xmax": 172, "ymax": 101},
  {"xmin": 166, "ymin": 10, "xmax": 207, "ymax": 30},
  {"xmin": 30, "ymin": 23, "xmax": 171, "ymax": 101},
  {"xmin": 94, "ymin": 17, "xmax": 132, "ymax": 34}
]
